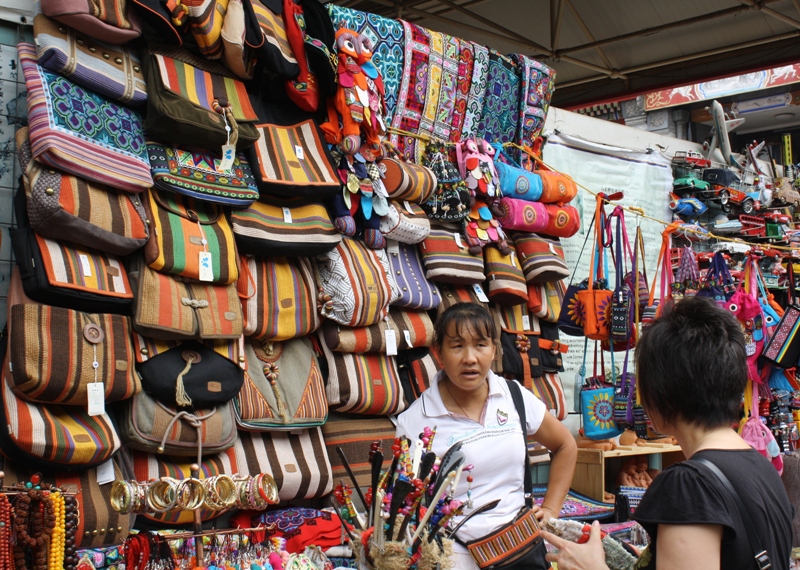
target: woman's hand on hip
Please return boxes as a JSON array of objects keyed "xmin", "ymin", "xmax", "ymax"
[{"xmin": 541, "ymin": 520, "xmax": 609, "ymax": 570}]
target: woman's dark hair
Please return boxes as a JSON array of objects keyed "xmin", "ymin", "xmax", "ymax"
[
  {"xmin": 635, "ymin": 296, "xmax": 747, "ymax": 429},
  {"xmin": 434, "ymin": 303, "xmax": 497, "ymax": 348}
]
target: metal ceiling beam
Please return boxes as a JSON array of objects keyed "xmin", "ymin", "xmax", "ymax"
[
  {"xmin": 563, "ymin": 0, "xmax": 615, "ymax": 71},
  {"xmin": 550, "ymin": 0, "xmax": 564, "ymax": 51},
  {"xmin": 793, "ymin": 0, "xmax": 800, "ymax": 17},
  {"xmin": 557, "ymin": 29, "xmax": 800, "ymax": 89},
  {"xmin": 740, "ymin": 0, "xmax": 800, "ymax": 29}
]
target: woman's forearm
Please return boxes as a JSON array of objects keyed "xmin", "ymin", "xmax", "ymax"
[{"xmin": 540, "ymin": 438, "xmax": 578, "ymax": 517}]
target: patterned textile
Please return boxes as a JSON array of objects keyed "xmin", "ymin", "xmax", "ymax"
[
  {"xmin": 417, "ymin": 29, "xmax": 443, "ymax": 147},
  {"xmin": 391, "ymin": 21, "xmax": 430, "ymax": 161},
  {"xmin": 430, "ymin": 33, "xmax": 460, "ymax": 144},
  {"xmin": 476, "ymin": 50, "xmax": 520, "ymax": 144},
  {"xmin": 511, "ymin": 54, "xmax": 556, "ymax": 147},
  {"xmin": 327, "ymin": 5, "xmax": 405, "ymax": 124},
  {"xmin": 532, "ymin": 485, "xmax": 615, "ymax": 521},
  {"xmin": 461, "ymin": 41, "xmax": 489, "ymax": 138},
  {"xmin": 450, "ymin": 41, "xmax": 474, "ymax": 141},
  {"xmin": 186, "ymin": 0, "xmax": 226, "ymax": 59}
]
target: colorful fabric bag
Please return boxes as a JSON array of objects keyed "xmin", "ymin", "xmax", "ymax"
[
  {"xmin": 476, "ymin": 50, "xmax": 520, "ymax": 144},
  {"xmin": 41, "ymin": 0, "xmax": 143, "ymax": 44},
  {"xmin": 16, "ymin": 128, "xmax": 149, "ymax": 256},
  {"xmin": 322, "ymin": 308, "xmax": 434, "ymax": 352},
  {"xmin": 386, "ymin": 241, "xmax": 441, "ymax": 310},
  {"xmin": 542, "ymin": 204, "xmax": 581, "ymax": 238},
  {"xmin": 148, "ymin": 141, "xmax": 259, "ymax": 207},
  {"xmin": 514, "ymin": 233, "xmax": 569, "ymax": 283},
  {"xmin": 511, "ymin": 54, "xmax": 556, "ymax": 145},
  {"xmin": 379, "ymin": 146, "xmax": 438, "ymax": 203},
  {"xmin": 144, "ymin": 188, "xmax": 239, "ymax": 284},
  {"xmin": 238, "ymin": 254, "xmax": 320, "ymax": 341},
  {"xmin": 435, "ymin": 283, "xmax": 482, "ymax": 317},
  {"xmin": 251, "ymin": 0, "xmax": 300, "ymax": 77},
  {"xmin": 421, "ymin": 142, "xmax": 470, "ymax": 222},
  {"xmin": 379, "ymin": 201, "xmax": 431, "ymax": 244},
  {"xmin": 528, "ymin": 280, "xmax": 566, "ymax": 323},
  {"xmin": 577, "ymin": 197, "xmax": 612, "ymax": 340},
  {"xmin": 34, "ymin": 14, "xmax": 147, "ymax": 105},
  {"xmin": 537, "ymin": 169, "xmax": 578, "ymax": 204},
  {"xmin": 19, "ymin": 43, "xmax": 152, "ymax": 193},
  {"xmin": 185, "ymin": 0, "xmax": 228, "ymax": 59},
  {"xmin": 538, "ymin": 320, "xmax": 568, "ymax": 372},
  {"xmin": 420, "ymin": 222, "xmax": 486, "ymax": 285},
  {"xmin": 313, "ymin": 237, "xmax": 397, "ymax": 327},
  {"xmin": 397, "ymin": 349, "xmax": 438, "ymax": 404},
  {"xmin": 234, "ymin": 428, "xmax": 334, "ymax": 500},
  {"xmin": 234, "ymin": 337, "xmax": 328, "ymax": 431},
  {"xmin": 231, "ymin": 197, "xmax": 340, "ymax": 257},
  {"xmin": 580, "ymin": 348, "xmax": 623, "ymax": 440},
  {"xmin": 497, "ymin": 198, "xmax": 549, "ymax": 233},
  {"xmin": 492, "ymin": 143, "xmax": 542, "ymax": 202},
  {"xmin": 484, "ymin": 243, "xmax": 528, "ymax": 306},
  {"xmin": 531, "ymin": 372, "xmax": 567, "ymax": 421}
]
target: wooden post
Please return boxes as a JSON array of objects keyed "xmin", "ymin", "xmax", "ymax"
[{"xmin": 191, "ymin": 464, "xmax": 204, "ymax": 565}]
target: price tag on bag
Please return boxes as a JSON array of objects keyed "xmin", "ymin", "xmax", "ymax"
[
  {"xmin": 295, "ymin": 145, "xmax": 305, "ymax": 160},
  {"xmin": 218, "ymin": 144, "xmax": 236, "ymax": 172},
  {"xmin": 454, "ymin": 233, "xmax": 465, "ymax": 249},
  {"xmin": 387, "ymin": 239, "xmax": 400, "ymax": 254},
  {"xmin": 283, "ymin": 207, "xmax": 293, "ymax": 224},
  {"xmin": 96, "ymin": 460, "xmax": 115, "ymax": 485},
  {"xmin": 404, "ymin": 330, "xmax": 412, "ymax": 347},
  {"xmin": 198, "ymin": 251, "xmax": 214, "ymax": 282},
  {"xmin": 385, "ymin": 329, "xmax": 398, "ymax": 356},
  {"xmin": 87, "ymin": 382, "xmax": 105, "ymax": 416},
  {"xmin": 522, "ymin": 314, "xmax": 531, "ymax": 330},
  {"xmin": 472, "ymin": 283, "xmax": 489, "ymax": 303},
  {"xmin": 79, "ymin": 254, "xmax": 93, "ymax": 277}
]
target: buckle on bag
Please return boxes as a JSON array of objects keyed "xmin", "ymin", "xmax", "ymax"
[{"xmin": 755, "ymin": 551, "xmax": 772, "ymax": 570}]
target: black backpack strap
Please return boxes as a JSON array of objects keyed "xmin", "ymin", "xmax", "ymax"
[
  {"xmin": 506, "ymin": 379, "xmax": 533, "ymax": 508},
  {"xmin": 690, "ymin": 457, "xmax": 772, "ymax": 570}
]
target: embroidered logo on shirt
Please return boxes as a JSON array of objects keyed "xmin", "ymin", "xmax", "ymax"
[{"xmin": 497, "ymin": 409, "xmax": 508, "ymax": 425}]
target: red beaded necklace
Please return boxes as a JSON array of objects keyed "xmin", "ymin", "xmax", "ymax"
[{"xmin": 0, "ymin": 494, "xmax": 12, "ymax": 569}]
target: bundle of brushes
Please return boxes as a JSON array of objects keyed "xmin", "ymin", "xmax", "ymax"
[
  {"xmin": 331, "ymin": 427, "xmax": 469, "ymax": 570},
  {"xmin": 543, "ymin": 519, "xmax": 639, "ymax": 570}
]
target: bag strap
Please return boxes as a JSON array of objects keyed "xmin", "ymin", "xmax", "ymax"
[
  {"xmin": 689, "ymin": 457, "xmax": 772, "ymax": 570},
  {"xmin": 788, "ymin": 261, "xmax": 797, "ymax": 306},
  {"xmin": 505, "ymin": 379, "xmax": 533, "ymax": 508},
  {"xmin": 568, "ymin": 215, "xmax": 596, "ymax": 285}
]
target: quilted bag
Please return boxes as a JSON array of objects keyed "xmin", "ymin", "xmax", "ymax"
[
  {"xmin": 144, "ymin": 188, "xmax": 239, "ymax": 284},
  {"xmin": 250, "ymin": 0, "xmax": 301, "ymax": 77},
  {"xmin": 528, "ymin": 280, "xmax": 566, "ymax": 323},
  {"xmin": 497, "ymin": 198, "xmax": 549, "ymax": 233},
  {"xmin": 379, "ymin": 201, "xmax": 431, "ymax": 244},
  {"xmin": 537, "ymin": 169, "xmax": 578, "ymax": 204},
  {"xmin": 314, "ymin": 237, "xmax": 397, "ymax": 328},
  {"xmin": 321, "ymin": 413, "xmax": 396, "ymax": 491},
  {"xmin": 248, "ymin": 119, "xmax": 340, "ymax": 198},
  {"xmin": 379, "ymin": 146, "xmax": 438, "ymax": 203},
  {"xmin": 234, "ymin": 428, "xmax": 334, "ymax": 500},
  {"xmin": 148, "ymin": 141, "xmax": 259, "ymax": 207},
  {"xmin": 34, "ymin": 14, "xmax": 147, "ymax": 105},
  {"xmin": 322, "ymin": 308, "xmax": 434, "ymax": 352},
  {"xmin": 387, "ymin": 241, "xmax": 441, "ymax": 311},
  {"xmin": 231, "ymin": 198, "xmax": 341, "ymax": 257},
  {"xmin": 41, "ymin": 0, "xmax": 143, "ymax": 44},
  {"xmin": 491, "ymin": 143, "xmax": 543, "ymax": 202},
  {"xmin": 238, "ymin": 254, "xmax": 320, "ymax": 341},
  {"xmin": 420, "ymin": 222, "xmax": 485, "ymax": 285},
  {"xmin": 484, "ymin": 243, "xmax": 528, "ymax": 306},
  {"xmin": 134, "ymin": 335, "xmax": 245, "ymax": 408},
  {"xmin": 142, "ymin": 45, "xmax": 260, "ymax": 150},
  {"xmin": 7, "ymin": 268, "xmax": 140, "ymax": 407},
  {"xmin": 542, "ymin": 204, "xmax": 581, "ymax": 238},
  {"xmin": 130, "ymin": 257, "xmax": 243, "ymax": 340},
  {"xmin": 320, "ymin": 338, "xmax": 406, "ymax": 415},
  {"xmin": 130, "ymin": 448, "xmax": 238, "ymax": 525},
  {"xmin": 16, "ymin": 129, "xmax": 149, "ymax": 256},
  {"xmin": 421, "ymin": 142, "xmax": 470, "ymax": 222},
  {"xmin": 234, "ymin": 337, "xmax": 328, "ymax": 431},
  {"xmin": 19, "ymin": 44, "xmax": 153, "ymax": 193},
  {"xmin": 117, "ymin": 392, "xmax": 238, "ymax": 457},
  {"xmin": 515, "ymin": 233, "xmax": 570, "ymax": 283},
  {"xmin": 4, "ymin": 458, "xmax": 135, "ymax": 548},
  {"xmin": 397, "ymin": 349, "xmax": 438, "ymax": 404}
]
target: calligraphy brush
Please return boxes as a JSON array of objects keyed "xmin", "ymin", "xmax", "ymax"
[{"xmin": 335, "ymin": 446, "xmax": 368, "ymax": 509}]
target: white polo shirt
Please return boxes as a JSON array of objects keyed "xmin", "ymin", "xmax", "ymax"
[{"xmin": 395, "ymin": 370, "xmax": 547, "ymax": 544}]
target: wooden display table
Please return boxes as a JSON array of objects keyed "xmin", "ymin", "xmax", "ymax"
[{"xmin": 571, "ymin": 444, "xmax": 684, "ymax": 502}]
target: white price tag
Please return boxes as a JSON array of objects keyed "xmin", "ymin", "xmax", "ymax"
[
  {"xmin": 295, "ymin": 145, "xmax": 305, "ymax": 160},
  {"xmin": 282, "ymin": 207, "xmax": 293, "ymax": 224},
  {"xmin": 387, "ymin": 239, "xmax": 400, "ymax": 254},
  {"xmin": 403, "ymin": 200, "xmax": 415, "ymax": 215},
  {"xmin": 472, "ymin": 283, "xmax": 489, "ymax": 303},
  {"xmin": 454, "ymin": 233, "xmax": 464, "ymax": 249},
  {"xmin": 218, "ymin": 144, "xmax": 236, "ymax": 172},
  {"xmin": 403, "ymin": 330, "xmax": 412, "ymax": 347},
  {"xmin": 79, "ymin": 254, "xmax": 93, "ymax": 277},
  {"xmin": 385, "ymin": 329, "xmax": 398, "ymax": 356},
  {"xmin": 522, "ymin": 314, "xmax": 531, "ymax": 330},
  {"xmin": 87, "ymin": 382, "xmax": 105, "ymax": 416},
  {"xmin": 96, "ymin": 460, "xmax": 115, "ymax": 485},
  {"xmin": 198, "ymin": 251, "xmax": 214, "ymax": 282},
  {"xmin": 510, "ymin": 251, "xmax": 517, "ymax": 268}
]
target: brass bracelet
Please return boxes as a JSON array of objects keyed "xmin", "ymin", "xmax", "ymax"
[
  {"xmin": 203, "ymin": 475, "xmax": 236, "ymax": 510},
  {"xmin": 147, "ymin": 478, "xmax": 178, "ymax": 512},
  {"xmin": 110, "ymin": 480, "xmax": 131, "ymax": 514},
  {"xmin": 257, "ymin": 473, "xmax": 279, "ymax": 506},
  {"xmin": 134, "ymin": 482, "xmax": 149, "ymax": 514},
  {"xmin": 176, "ymin": 478, "xmax": 205, "ymax": 511}
]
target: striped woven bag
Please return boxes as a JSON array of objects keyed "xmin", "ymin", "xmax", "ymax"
[
  {"xmin": 321, "ymin": 308, "xmax": 434, "ymax": 352},
  {"xmin": 514, "ymin": 233, "xmax": 570, "ymax": 284},
  {"xmin": 484, "ymin": 242, "xmax": 528, "ymax": 306},
  {"xmin": 420, "ymin": 222, "xmax": 485, "ymax": 285}
]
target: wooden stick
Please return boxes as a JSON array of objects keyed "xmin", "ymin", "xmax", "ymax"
[{"xmin": 410, "ymin": 472, "xmax": 454, "ymax": 544}]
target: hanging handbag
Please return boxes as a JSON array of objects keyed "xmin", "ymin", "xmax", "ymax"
[
  {"xmin": 624, "ymin": 225, "xmax": 650, "ymax": 314},
  {"xmin": 672, "ymin": 244, "xmax": 701, "ymax": 299},
  {"xmin": 421, "ymin": 142, "xmax": 470, "ymax": 222},
  {"xmin": 542, "ymin": 204, "xmax": 581, "ymax": 238},
  {"xmin": 484, "ymin": 243, "xmax": 528, "ymax": 306},
  {"xmin": 379, "ymin": 201, "xmax": 431, "ymax": 244},
  {"xmin": 386, "ymin": 241, "xmax": 442, "ymax": 311},
  {"xmin": 531, "ymin": 372, "xmax": 567, "ymax": 421},
  {"xmin": 231, "ymin": 197, "xmax": 341, "ymax": 257},
  {"xmin": 580, "ymin": 345, "xmax": 623, "ymax": 440},
  {"xmin": 538, "ymin": 320, "xmax": 568, "ymax": 372},
  {"xmin": 142, "ymin": 45, "xmax": 260, "ymax": 150},
  {"xmin": 642, "ymin": 225, "xmax": 677, "ymax": 324},
  {"xmin": 144, "ymin": 187, "xmax": 240, "ymax": 284},
  {"xmin": 609, "ymin": 208, "xmax": 635, "ymax": 346},
  {"xmin": 19, "ymin": 44, "xmax": 152, "ymax": 193},
  {"xmin": 250, "ymin": 0, "xmax": 301, "ymax": 78},
  {"xmin": 15, "ymin": 128, "xmax": 149, "ymax": 256},
  {"xmin": 234, "ymin": 428, "xmax": 334, "ymax": 500},
  {"xmin": 321, "ymin": 413, "xmax": 396, "ymax": 490},
  {"xmin": 34, "ymin": 14, "xmax": 147, "ymax": 105},
  {"xmin": 420, "ymin": 221, "xmax": 486, "ymax": 285},
  {"xmin": 313, "ymin": 237, "xmax": 397, "ymax": 327},
  {"xmin": 501, "ymin": 331, "xmax": 543, "ymax": 385},
  {"xmin": 612, "ymin": 348, "xmax": 636, "ymax": 431},
  {"xmin": 238, "ymin": 254, "xmax": 321, "ymax": 341},
  {"xmin": 515, "ymin": 233, "xmax": 570, "ymax": 283},
  {"xmin": 322, "ymin": 308, "xmax": 434, "ymax": 352},
  {"xmin": 379, "ymin": 144, "xmax": 438, "ymax": 203},
  {"xmin": 697, "ymin": 250, "xmax": 736, "ymax": 305},
  {"xmin": 497, "ymin": 197, "xmax": 549, "ymax": 233},
  {"xmin": 41, "ymin": 0, "xmax": 143, "ymax": 44},
  {"xmin": 577, "ymin": 196, "xmax": 612, "ymax": 340},
  {"xmin": 528, "ymin": 280, "xmax": 566, "ymax": 323},
  {"xmin": 147, "ymin": 141, "xmax": 260, "ymax": 207},
  {"xmin": 491, "ymin": 143, "xmax": 543, "ymax": 202},
  {"xmin": 234, "ymin": 336, "xmax": 328, "ymax": 431},
  {"xmin": 134, "ymin": 335, "xmax": 245, "ymax": 408},
  {"xmin": 558, "ymin": 216, "xmax": 596, "ymax": 337}
]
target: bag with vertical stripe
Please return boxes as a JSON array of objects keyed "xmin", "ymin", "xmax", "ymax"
[
  {"xmin": 420, "ymin": 222, "xmax": 485, "ymax": 285},
  {"xmin": 514, "ymin": 233, "xmax": 570, "ymax": 283},
  {"xmin": 233, "ymin": 428, "xmax": 334, "ymax": 500},
  {"xmin": 396, "ymin": 348, "xmax": 438, "ymax": 404},
  {"xmin": 234, "ymin": 336, "xmax": 328, "ymax": 431},
  {"xmin": 484, "ymin": 242, "xmax": 528, "ymax": 306}
]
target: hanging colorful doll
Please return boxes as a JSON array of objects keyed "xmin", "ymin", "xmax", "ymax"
[
  {"xmin": 725, "ymin": 286, "xmax": 766, "ymax": 384},
  {"xmin": 321, "ymin": 24, "xmax": 390, "ymax": 249}
]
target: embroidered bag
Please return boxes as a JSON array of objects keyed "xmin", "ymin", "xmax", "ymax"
[
  {"xmin": 19, "ymin": 43, "xmax": 152, "ymax": 193},
  {"xmin": 134, "ymin": 335, "xmax": 245, "ymax": 408},
  {"xmin": 320, "ymin": 337, "xmax": 406, "ymax": 415},
  {"xmin": 612, "ymin": 349, "xmax": 636, "ymax": 431},
  {"xmin": 421, "ymin": 142, "xmax": 470, "ymax": 222},
  {"xmin": 624, "ymin": 225, "xmax": 650, "ymax": 314},
  {"xmin": 491, "ymin": 143, "xmax": 543, "ymax": 202},
  {"xmin": 130, "ymin": 256, "xmax": 243, "ymax": 340},
  {"xmin": 142, "ymin": 45, "xmax": 260, "ymax": 150},
  {"xmin": 497, "ymin": 197, "xmax": 549, "ymax": 233},
  {"xmin": 577, "ymin": 195, "xmax": 613, "ymax": 340},
  {"xmin": 16, "ymin": 128, "xmax": 149, "ymax": 256},
  {"xmin": 322, "ymin": 308, "xmax": 434, "ymax": 352},
  {"xmin": 379, "ymin": 201, "xmax": 431, "ymax": 244},
  {"xmin": 386, "ymin": 241, "xmax": 441, "ymax": 310},
  {"xmin": 313, "ymin": 237, "xmax": 397, "ymax": 327},
  {"xmin": 144, "ymin": 188, "xmax": 239, "ymax": 284},
  {"xmin": 557, "ymin": 216, "xmax": 595, "ymax": 337},
  {"xmin": 34, "ymin": 14, "xmax": 147, "ymax": 105},
  {"xmin": 238, "ymin": 254, "xmax": 321, "ymax": 341},
  {"xmin": 420, "ymin": 221, "xmax": 486, "ymax": 285},
  {"xmin": 696, "ymin": 250, "xmax": 735, "ymax": 305},
  {"xmin": 234, "ymin": 428, "xmax": 334, "ymax": 500},
  {"xmin": 609, "ymin": 208, "xmax": 634, "ymax": 346},
  {"xmin": 231, "ymin": 197, "xmax": 341, "ymax": 257},
  {"xmin": 234, "ymin": 336, "xmax": 328, "ymax": 431},
  {"xmin": 542, "ymin": 204, "xmax": 581, "ymax": 238},
  {"xmin": 41, "ymin": 0, "xmax": 143, "ymax": 44},
  {"xmin": 515, "ymin": 233, "xmax": 570, "ymax": 283},
  {"xmin": 379, "ymin": 144, "xmax": 438, "ymax": 203},
  {"xmin": 484, "ymin": 243, "xmax": 528, "ymax": 306},
  {"xmin": 580, "ymin": 345, "xmax": 623, "ymax": 440},
  {"xmin": 148, "ymin": 141, "xmax": 259, "ymax": 207}
]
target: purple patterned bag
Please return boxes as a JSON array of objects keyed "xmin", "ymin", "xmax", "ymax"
[{"xmin": 387, "ymin": 241, "xmax": 441, "ymax": 310}]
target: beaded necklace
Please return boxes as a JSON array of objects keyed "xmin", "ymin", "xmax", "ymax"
[{"xmin": 13, "ymin": 488, "xmax": 56, "ymax": 570}]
